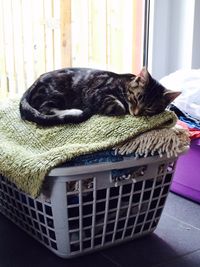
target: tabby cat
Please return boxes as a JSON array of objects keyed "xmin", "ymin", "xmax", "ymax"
[{"xmin": 19, "ymin": 67, "xmax": 181, "ymax": 126}]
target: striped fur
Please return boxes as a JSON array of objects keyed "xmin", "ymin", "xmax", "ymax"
[{"xmin": 19, "ymin": 67, "xmax": 181, "ymax": 126}]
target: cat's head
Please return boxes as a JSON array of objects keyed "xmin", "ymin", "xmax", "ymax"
[{"xmin": 127, "ymin": 68, "xmax": 181, "ymax": 116}]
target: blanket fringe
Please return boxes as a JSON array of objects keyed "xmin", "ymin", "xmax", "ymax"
[{"xmin": 114, "ymin": 126, "xmax": 190, "ymax": 158}]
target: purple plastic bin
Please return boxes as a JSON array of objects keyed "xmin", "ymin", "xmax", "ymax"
[{"xmin": 171, "ymin": 138, "xmax": 200, "ymax": 203}]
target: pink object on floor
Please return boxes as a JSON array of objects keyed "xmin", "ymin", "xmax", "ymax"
[{"xmin": 171, "ymin": 138, "xmax": 200, "ymax": 203}]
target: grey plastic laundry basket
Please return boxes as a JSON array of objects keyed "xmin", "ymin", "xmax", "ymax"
[{"xmin": 0, "ymin": 153, "xmax": 180, "ymax": 258}]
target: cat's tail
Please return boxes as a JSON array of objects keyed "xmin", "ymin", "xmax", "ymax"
[{"xmin": 19, "ymin": 94, "xmax": 91, "ymax": 126}]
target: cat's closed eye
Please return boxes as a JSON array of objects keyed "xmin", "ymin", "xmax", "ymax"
[{"xmin": 136, "ymin": 94, "xmax": 144, "ymax": 102}]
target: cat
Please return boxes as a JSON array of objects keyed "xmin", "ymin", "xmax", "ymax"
[{"xmin": 19, "ymin": 67, "xmax": 181, "ymax": 126}]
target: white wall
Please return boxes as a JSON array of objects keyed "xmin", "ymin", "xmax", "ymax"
[{"xmin": 148, "ymin": 0, "xmax": 200, "ymax": 80}]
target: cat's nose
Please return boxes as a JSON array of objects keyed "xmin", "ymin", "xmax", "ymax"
[{"xmin": 133, "ymin": 108, "xmax": 141, "ymax": 116}]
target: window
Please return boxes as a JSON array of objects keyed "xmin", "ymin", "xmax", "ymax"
[{"xmin": 0, "ymin": 0, "xmax": 147, "ymax": 99}]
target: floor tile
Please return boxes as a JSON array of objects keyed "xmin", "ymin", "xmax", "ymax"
[
  {"xmin": 101, "ymin": 234, "xmax": 177, "ymax": 267},
  {"xmin": 155, "ymin": 213, "xmax": 200, "ymax": 254},
  {"xmin": 101, "ymin": 213, "xmax": 200, "ymax": 267},
  {"xmin": 155, "ymin": 249, "xmax": 200, "ymax": 267},
  {"xmin": 163, "ymin": 193, "xmax": 200, "ymax": 229}
]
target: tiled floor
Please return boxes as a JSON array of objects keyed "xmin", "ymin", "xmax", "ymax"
[{"xmin": 0, "ymin": 192, "xmax": 200, "ymax": 267}]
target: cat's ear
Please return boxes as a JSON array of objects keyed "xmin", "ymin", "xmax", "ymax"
[
  {"xmin": 138, "ymin": 67, "xmax": 150, "ymax": 82},
  {"xmin": 163, "ymin": 89, "xmax": 181, "ymax": 105},
  {"xmin": 135, "ymin": 67, "xmax": 150, "ymax": 87}
]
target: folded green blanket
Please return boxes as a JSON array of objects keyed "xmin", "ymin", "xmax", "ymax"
[{"xmin": 0, "ymin": 98, "xmax": 177, "ymax": 197}]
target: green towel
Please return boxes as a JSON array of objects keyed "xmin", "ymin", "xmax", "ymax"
[{"xmin": 0, "ymin": 98, "xmax": 177, "ymax": 197}]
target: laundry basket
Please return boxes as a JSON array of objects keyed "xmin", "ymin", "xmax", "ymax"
[{"xmin": 0, "ymin": 153, "xmax": 179, "ymax": 258}]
